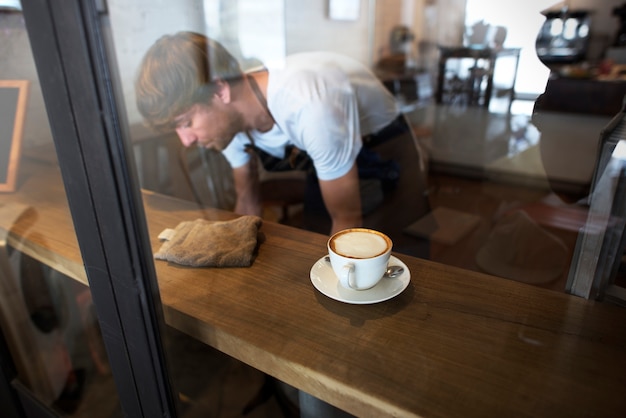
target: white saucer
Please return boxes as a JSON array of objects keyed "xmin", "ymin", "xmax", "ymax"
[{"xmin": 310, "ymin": 255, "xmax": 410, "ymax": 304}]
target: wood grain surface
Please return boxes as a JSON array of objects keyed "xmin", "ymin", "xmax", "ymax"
[{"xmin": 2, "ymin": 160, "xmax": 626, "ymax": 417}]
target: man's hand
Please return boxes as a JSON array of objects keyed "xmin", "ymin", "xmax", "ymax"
[
  {"xmin": 319, "ymin": 164, "xmax": 362, "ymax": 235},
  {"xmin": 233, "ymin": 160, "xmax": 262, "ymax": 216}
]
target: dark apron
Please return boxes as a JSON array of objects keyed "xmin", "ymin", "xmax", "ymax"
[{"xmin": 246, "ymin": 114, "xmax": 408, "ymax": 215}]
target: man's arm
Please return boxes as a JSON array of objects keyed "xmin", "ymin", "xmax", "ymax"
[
  {"xmin": 318, "ymin": 163, "xmax": 362, "ymax": 235},
  {"xmin": 232, "ymin": 160, "xmax": 262, "ymax": 216}
]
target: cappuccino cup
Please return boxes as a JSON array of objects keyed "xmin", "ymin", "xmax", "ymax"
[{"xmin": 327, "ymin": 228, "xmax": 392, "ymax": 290}]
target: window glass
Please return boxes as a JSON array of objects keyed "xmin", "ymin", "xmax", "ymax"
[
  {"xmin": 95, "ymin": 0, "xmax": 626, "ymax": 413},
  {"xmin": 104, "ymin": 0, "xmax": 626, "ymax": 298},
  {"xmin": 0, "ymin": 9, "xmax": 122, "ymax": 416}
]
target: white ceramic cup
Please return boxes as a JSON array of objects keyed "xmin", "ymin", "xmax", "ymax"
[{"xmin": 327, "ymin": 228, "xmax": 392, "ymax": 290}]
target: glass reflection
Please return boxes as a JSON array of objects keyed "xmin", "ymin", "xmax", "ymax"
[
  {"xmin": 102, "ymin": 0, "xmax": 626, "ymax": 297},
  {"xmin": 0, "ymin": 8, "xmax": 121, "ymax": 417},
  {"xmin": 97, "ymin": 0, "xmax": 626, "ymax": 413},
  {"xmin": 550, "ymin": 18, "xmax": 564, "ymax": 37}
]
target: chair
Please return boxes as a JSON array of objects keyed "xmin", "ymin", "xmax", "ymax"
[
  {"xmin": 179, "ymin": 146, "xmax": 306, "ymax": 224},
  {"xmin": 258, "ymin": 168, "xmax": 306, "ymax": 224},
  {"xmin": 179, "ymin": 147, "xmax": 237, "ymax": 211}
]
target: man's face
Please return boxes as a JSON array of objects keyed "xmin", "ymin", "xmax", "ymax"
[{"xmin": 174, "ymin": 102, "xmax": 243, "ymax": 151}]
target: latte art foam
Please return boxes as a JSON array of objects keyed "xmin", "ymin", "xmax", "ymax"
[{"xmin": 331, "ymin": 231, "xmax": 389, "ymax": 258}]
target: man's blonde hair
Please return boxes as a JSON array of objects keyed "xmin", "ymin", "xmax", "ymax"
[{"xmin": 135, "ymin": 31, "xmax": 243, "ymax": 132}]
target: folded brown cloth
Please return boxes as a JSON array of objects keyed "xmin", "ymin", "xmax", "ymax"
[{"xmin": 155, "ymin": 216, "xmax": 263, "ymax": 267}]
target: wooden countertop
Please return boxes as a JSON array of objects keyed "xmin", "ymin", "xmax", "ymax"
[
  {"xmin": 2, "ymin": 160, "xmax": 626, "ymax": 417},
  {"xmin": 534, "ymin": 76, "xmax": 626, "ymax": 116}
]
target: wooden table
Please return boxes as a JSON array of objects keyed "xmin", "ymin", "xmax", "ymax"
[
  {"xmin": 2, "ymin": 160, "xmax": 626, "ymax": 417},
  {"xmin": 436, "ymin": 46, "xmax": 521, "ymax": 108},
  {"xmin": 534, "ymin": 76, "xmax": 626, "ymax": 116}
]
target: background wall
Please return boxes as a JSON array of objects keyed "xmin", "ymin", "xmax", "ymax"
[
  {"xmin": 106, "ymin": 0, "xmax": 206, "ymax": 127},
  {"xmin": 0, "ymin": 12, "xmax": 51, "ymax": 147},
  {"xmin": 285, "ymin": 0, "xmax": 373, "ymax": 63}
]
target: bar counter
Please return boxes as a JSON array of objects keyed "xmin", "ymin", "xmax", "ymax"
[{"xmin": 2, "ymin": 160, "xmax": 626, "ymax": 417}]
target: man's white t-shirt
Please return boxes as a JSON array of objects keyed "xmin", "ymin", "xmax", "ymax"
[{"xmin": 222, "ymin": 51, "xmax": 399, "ymax": 181}]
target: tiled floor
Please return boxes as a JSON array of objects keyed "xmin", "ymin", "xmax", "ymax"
[
  {"xmin": 420, "ymin": 98, "xmax": 612, "ymax": 195},
  {"xmin": 421, "ymin": 172, "xmax": 580, "ymax": 292},
  {"xmin": 408, "ymin": 99, "xmax": 599, "ymax": 291}
]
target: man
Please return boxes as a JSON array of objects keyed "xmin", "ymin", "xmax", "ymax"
[{"xmin": 136, "ymin": 31, "xmax": 400, "ymax": 234}]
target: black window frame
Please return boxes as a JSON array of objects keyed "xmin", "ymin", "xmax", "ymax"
[{"xmin": 5, "ymin": 0, "xmax": 180, "ymax": 416}]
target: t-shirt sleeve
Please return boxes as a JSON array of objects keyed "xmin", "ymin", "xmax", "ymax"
[
  {"xmin": 221, "ymin": 132, "xmax": 252, "ymax": 169},
  {"xmin": 293, "ymin": 91, "xmax": 362, "ymax": 181}
]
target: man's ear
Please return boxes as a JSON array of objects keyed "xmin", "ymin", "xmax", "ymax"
[{"xmin": 214, "ymin": 80, "xmax": 231, "ymax": 104}]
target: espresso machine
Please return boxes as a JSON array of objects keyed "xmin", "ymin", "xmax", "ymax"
[{"xmin": 535, "ymin": 6, "xmax": 591, "ymax": 69}]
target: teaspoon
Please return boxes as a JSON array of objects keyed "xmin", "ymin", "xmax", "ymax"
[{"xmin": 384, "ymin": 265, "xmax": 404, "ymax": 278}]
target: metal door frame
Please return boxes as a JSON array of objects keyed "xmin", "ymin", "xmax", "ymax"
[{"xmin": 0, "ymin": 0, "xmax": 178, "ymax": 416}]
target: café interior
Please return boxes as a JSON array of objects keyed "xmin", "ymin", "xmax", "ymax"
[{"xmin": 1, "ymin": 0, "xmax": 626, "ymax": 417}]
